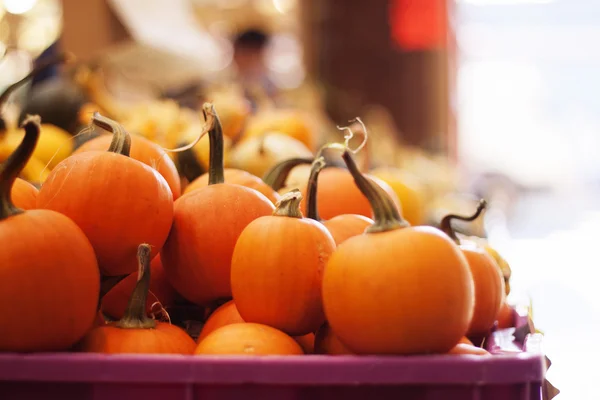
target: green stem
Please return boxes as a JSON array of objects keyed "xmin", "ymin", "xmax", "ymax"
[
  {"xmin": 91, "ymin": 112, "xmax": 131, "ymax": 157},
  {"xmin": 262, "ymin": 157, "xmax": 313, "ymax": 190},
  {"xmin": 0, "ymin": 116, "xmax": 41, "ymax": 220},
  {"xmin": 439, "ymin": 199, "xmax": 487, "ymax": 244},
  {"xmin": 306, "ymin": 157, "xmax": 326, "ymax": 221},
  {"xmin": 203, "ymin": 103, "xmax": 225, "ymax": 185},
  {"xmin": 273, "ymin": 189, "xmax": 303, "ymax": 218},
  {"xmin": 116, "ymin": 244, "xmax": 156, "ymax": 329},
  {"xmin": 342, "ymin": 150, "xmax": 409, "ymax": 233}
]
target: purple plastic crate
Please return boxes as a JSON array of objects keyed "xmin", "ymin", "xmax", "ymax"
[{"xmin": 0, "ymin": 309, "xmax": 545, "ymax": 400}]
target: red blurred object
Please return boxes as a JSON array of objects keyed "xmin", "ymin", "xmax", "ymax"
[{"xmin": 389, "ymin": 0, "xmax": 449, "ymax": 51}]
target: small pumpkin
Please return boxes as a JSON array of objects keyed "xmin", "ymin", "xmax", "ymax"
[
  {"xmin": 195, "ymin": 323, "xmax": 304, "ymax": 356},
  {"xmin": 185, "ymin": 168, "xmax": 279, "ymax": 205},
  {"xmin": 314, "ymin": 323, "xmax": 353, "ymax": 355},
  {"xmin": 294, "ymin": 333, "xmax": 315, "ymax": 354},
  {"xmin": 227, "ymin": 132, "xmax": 313, "ymax": 178},
  {"xmin": 75, "ymin": 132, "xmax": 182, "ymax": 199},
  {"xmin": 11, "ymin": 178, "xmax": 38, "ymax": 210},
  {"xmin": 370, "ymin": 167, "xmax": 427, "ymax": 226},
  {"xmin": 243, "ymin": 109, "xmax": 315, "ymax": 150},
  {"xmin": 231, "ymin": 189, "xmax": 335, "ymax": 336},
  {"xmin": 37, "ymin": 113, "xmax": 174, "ymax": 276},
  {"xmin": 0, "ymin": 116, "xmax": 100, "ymax": 352},
  {"xmin": 440, "ymin": 201, "xmax": 505, "ymax": 336},
  {"xmin": 322, "ymin": 150, "xmax": 474, "ymax": 355},
  {"xmin": 79, "ymin": 244, "xmax": 196, "ymax": 354},
  {"xmin": 161, "ymin": 103, "xmax": 275, "ymax": 306},
  {"xmin": 305, "ymin": 156, "xmax": 372, "ymax": 245},
  {"xmin": 496, "ymin": 299, "xmax": 515, "ymax": 329},
  {"xmin": 101, "ymin": 255, "xmax": 178, "ymax": 320},
  {"xmin": 2, "ymin": 124, "xmax": 73, "ymax": 170},
  {"xmin": 447, "ymin": 343, "xmax": 490, "ymax": 356}
]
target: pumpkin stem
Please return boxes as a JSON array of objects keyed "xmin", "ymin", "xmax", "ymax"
[
  {"xmin": 0, "ymin": 116, "xmax": 41, "ymax": 220},
  {"xmin": 116, "ymin": 244, "xmax": 157, "ymax": 329},
  {"xmin": 0, "ymin": 52, "xmax": 74, "ymax": 113},
  {"xmin": 336, "ymin": 118, "xmax": 369, "ymax": 171},
  {"xmin": 91, "ymin": 112, "xmax": 131, "ymax": 157},
  {"xmin": 273, "ymin": 189, "xmax": 303, "ymax": 218},
  {"xmin": 440, "ymin": 199, "xmax": 488, "ymax": 244},
  {"xmin": 262, "ymin": 157, "xmax": 313, "ymax": 190},
  {"xmin": 306, "ymin": 157, "xmax": 326, "ymax": 221},
  {"xmin": 342, "ymin": 150, "xmax": 409, "ymax": 233},
  {"xmin": 203, "ymin": 102, "xmax": 226, "ymax": 185}
]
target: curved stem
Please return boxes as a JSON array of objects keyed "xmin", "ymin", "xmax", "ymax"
[
  {"xmin": 203, "ymin": 103, "xmax": 226, "ymax": 185},
  {"xmin": 273, "ymin": 189, "xmax": 303, "ymax": 218},
  {"xmin": 439, "ymin": 199, "xmax": 487, "ymax": 244},
  {"xmin": 262, "ymin": 157, "xmax": 313, "ymax": 190},
  {"xmin": 342, "ymin": 150, "xmax": 409, "ymax": 233},
  {"xmin": 0, "ymin": 116, "xmax": 41, "ymax": 220},
  {"xmin": 116, "ymin": 244, "xmax": 156, "ymax": 329},
  {"xmin": 92, "ymin": 112, "xmax": 131, "ymax": 157},
  {"xmin": 306, "ymin": 157, "xmax": 326, "ymax": 221},
  {"xmin": 0, "ymin": 52, "xmax": 73, "ymax": 111}
]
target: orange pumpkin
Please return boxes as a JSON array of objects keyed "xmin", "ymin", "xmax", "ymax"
[
  {"xmin": 101, "ymin": 255, "xmax": 177, "ymax": 320},
  {"xmin": 294, "ymin": 333, "xmax": 315, "ymax": 354},
  {"xmin": 0, "ymin": 117, "xmax": 100, "ymax": 352},
  {"xmin": 231, "ymin": 190, "xmax": 335, "ymax": 336},
  {"xmin": 305, "ymin": 157, "xmax": 373, "ymax": 245},
  {"xmin": 37, "ymin": 113, "xmax": 174, "ymax": 276},
  {"xmin": 79, "ymin": 244, "xmax": 196, "ymax": 355},
  {"xmin": 75, "ymin": 132, "xmax": 182, "ymax": 199},
  {"xmin": 195, "ymin": 323, "xmax": 304, "ymax": 356},
  {"xmin": 299, "ymin": 166, "xmax": 401, "ymax": 221},
  {"xmin": 11, "ymin": 178, "xmax": 38, "ymax": 210},
  {"xmin": 322, "ymin": 150, "xmax": 474, "ymax": 355},
  {"xmin": 496, "ymin": 299, "xmax": 515, "ymax": 329},
  {"xmin": 185, "ymin": 168, "xmax": 279, "ymax": 205},
  {"xmin": 448, "ymin": 343, "xmax": 490, "ymax": 356},
  {"xmin": 440, "ymin": 201, "xmax": 505, "ymax": 336},
  {"xmin": 314, "ymin": 323, "xmax": 354, "ymax": 355},
  {"xmin": 459, "ymin": 336, "xmax": 474, "ymax": 345},
  {"xmin": 161, "ymin": 104, "xmax": 275, "ymax": 306}
]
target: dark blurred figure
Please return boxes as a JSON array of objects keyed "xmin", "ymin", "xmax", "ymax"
[{"xmin": 232, "ymin": 28, "xmax": 277, "ymax": 109}]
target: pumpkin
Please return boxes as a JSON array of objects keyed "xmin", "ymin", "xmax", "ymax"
[
  {"xmin": 231, "ymin": 189, "xmax": 335, "ymax": 336},
  {"xmin": 322, "ymin": 150, "xmax": 474, "ymax": 355},
  {"xmin": 198, "ymin": 300, "xmax": 313, "ymax": 353},
  {"xmin": 195, "ymin": 323, "xmax": 304, "ymax": 356},
  {"xmin": 11, "ymin": 178, "xmax": 38, "ymax": 210},
  {"xmin": 0, "ymin": 116, "xmax": 100, "ymax": 352},
  {"xmin": 370, "ymin": 167, "xmax": 427, "ymax": 226},
  {"xmin": 79, "ymin": 244, "xmax": 196, "ymax": 354},
  {"xmin": 2, "ymin": 124, "xmax": 73, "ymax": 170},
  {"xmin": 185, "ymin": 168, "xmax": 279, "ymax": 205},
  {"xmin": 75, "ymin": 133, "xmax": 182, "ymax": 199},
  {"xmin": 459, "ymin": 336, "xmax": 474, "ymax": 345},
  {"xmin": 305, "ymin": 157, "xmax": 373, "ymax": 245},
  {"xmin": 496, "ymin": 299, "xmax": 515, "ymax": 329},
  {"xmin": 314, "ymin": 323, "xmax": 353, "ymax": 355},
  {"xmin": 227, "ymin": 132, "xmax": 313, "ymax": 178},
  {"xmin": 243, "ymin": 109, "xmax": 315, "ymax": 150},
  {"xmin": 262, "ymin": 157, "xmax": 313, "ymax": 192},
  {"xmin": 161, "ymin": 103, "xmax": 275, "ymax": 306},
  {"xmin": 468, "ymin": 236, "xmax": 512, "ymax": 296},
  {"xmin": 101, "ymin": 255, "xmax": 178, "ymax": 320},
  {"xmin": 440, "ymin": 201, "xmax": 505, "ymax": 336},
  {"xmin": 447, "ymin": 343, "xmax": 490, "ymax": 356},
  {"xmin": 37, "ymin": 113, "xmax": 174, "ymax": 276},
  {"xmin": 210, "ymin": 88, "xmax": 251, "ymax": 140}
]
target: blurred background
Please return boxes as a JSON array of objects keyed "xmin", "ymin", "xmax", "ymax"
[{"xmin": 0, "ymin": 0, "xmax": 597, "ymax": 397}]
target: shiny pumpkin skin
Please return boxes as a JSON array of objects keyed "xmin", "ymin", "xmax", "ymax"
[
  {"xmin": 79, "ymin": 322, "xmax": 196, "ymax": 355},
  {"xmin": 314, "ymin": 323, "xmax": 353, "ymax": 355},
  {"xmin": 197, "ymin": 300, "xmax": 244, "ymax": 342},
  {"xmin": 0, "ymin": 210, "xmax": 100, "ymax": 352},
  {"xmin": 299, "ymin": 167, "xmax": 401, "ymax": 221},
  {"xmin": 37, "ymin": 151, "xmax": 174, "ymax": 276},
  {"xmin": 11, "ymin": 178, "xmax": 38, "ymax": 210},
  {"xmin": 461, "ymin": 243, "xmax": 505, "ymax": 336},
  {"xmin": 195, "ymin": 323, "xmax": 304, "ymax": 356},
  {"xmin": 323, "ymin": 214, "xmax": 373, "ymax": 246},
  {"xmin": 185, "ymin": 168, "xmax": 280, "ymax": 205},
  {"xmin": 75, "ymin": 133, "xmax": 182, "ymax": 199},
  {"xmin": 322, "ymin": 226, "xmax": 474, "ymax": 355},
  {"xmin": 231, "ymin": 215, "xmax": 335, "ymax": 336},
  {"xmin": 101, "ymin": 255, "xmax": 178, "ymax": 320},
  {"xmin": 161, "ymin": 184, "xmax": 274, "ymax": 305}
]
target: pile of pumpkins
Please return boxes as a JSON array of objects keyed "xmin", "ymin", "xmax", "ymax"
[{"xmin": 0, "ymin": 62, "xmax": 515, "ymax": 357}]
